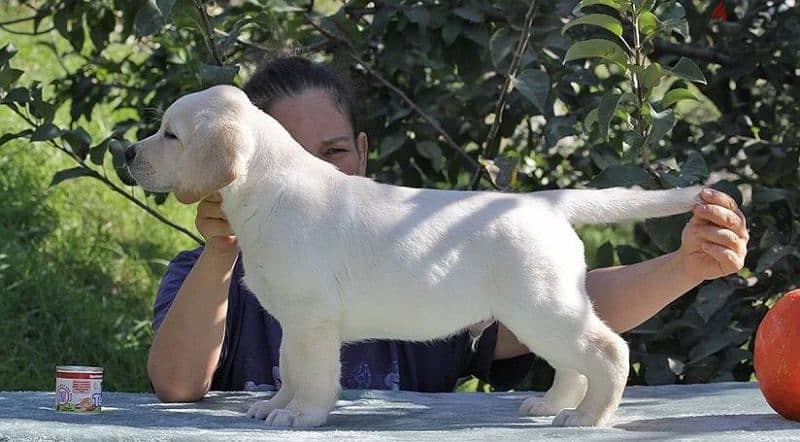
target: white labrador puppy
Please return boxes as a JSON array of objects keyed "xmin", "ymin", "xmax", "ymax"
[{"xmin": 128, "ymin": 85, "xmax": 700, "ymax": 429}]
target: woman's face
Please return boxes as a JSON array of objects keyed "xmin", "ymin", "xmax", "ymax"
[{"xmin": 268, "ymin": 88, "xmax": 368, "ymax": 177}]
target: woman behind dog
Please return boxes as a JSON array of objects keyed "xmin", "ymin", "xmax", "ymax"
[{"xmin": 147, "ymin": 56, "xmax": 748, "ymax": 404}]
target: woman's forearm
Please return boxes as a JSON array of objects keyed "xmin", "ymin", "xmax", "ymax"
[
  {"xmin": 147, "ymin": 247, "xmax": 237, "ymax": 402},
  {"xmin": 586, "ymin": 251, "xmax": 704, "ymax": 333}
]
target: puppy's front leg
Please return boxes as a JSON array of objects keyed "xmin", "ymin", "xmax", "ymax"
[
  {"xmin": 247, "ymin": 343, "xmax": 294, "ymax": 419},
  {"xmin": 264, "ymin": 324, "xmax": 341, "ymax": 429}
]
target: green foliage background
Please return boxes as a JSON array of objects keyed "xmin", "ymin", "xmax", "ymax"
[{"xmin": 0, "ymin": 0, "xmax": 797, "ymax": 392}]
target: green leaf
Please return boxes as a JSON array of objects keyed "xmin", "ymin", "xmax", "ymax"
[
  {"xmin": 134, "ymin": 2, "xmax": 165, "ymax": 38},
  {"xmin": 0, "ymin": 67, "xmax": 23, "ymax": 89},
  {"xmin": 562, "ymin": 14, "xmax": 624, "ymax": 37},
  {"xmin": 661, "ymin": 88, "xmax": 698, "ymax": 108},
  {"xmin": 646, "ymin": 213, "xmax": 691, "ymax": 253},
  {"xmin": 681, "ymin": 151, "xmax": 710, "ymax": 182},
  {"xmin": 584, "ymin": 107, "xmax": 599, "ymax": 129},
  {"xmin": 453, "ymin": 7, "xmax": 483, "ymax": 23},
  {"xmin": 30, "ymin": 123, "xmax": 63, "ymax": 142},
  {"xmin": 664, "ymin": 57, "xmax": 707, "ymax": 85},
  {"xmin": 489, "ymin": 28, "xmax": 516, "ymax": 67},
  {"xmin": 597, "ymin": 92, "xmax": 635, "ymax": 140},
  {"xmin": 61, "ymin": 128, "xmax": 93, "ymax": 161},
  {"xmin": 563, "ymin": 39, "xmax": 629, "ymax": 68},
  {"xmin": 417, "ymin": 141, "xmax": 444, "ymax": 171},
  {"xmin": 694, "ymin": 280, "xmax": 734, "ymax": 323},
  {"xmin": 441, "ymin": 18, "xmax": 462, "ymax": 45},
  {"xmin": 155, "ymin": 0, "xmax": 177, "ymax": 19},
  {"xmin": 199, "ymin": 64, "xmax": 239, "ymax": 86},
  {"xmin": 640, "ymin": 63, "xmax": 665, "ymax": 90},
  {"xmin": 404, "ymin": 6, "xmax": 431, "ymax": 27},
  {"xmin": 687, "ymin": 328, "xmax": 749, "ymax": 365},
  {"xmin": 757, "ymin": 245, "xmax": 800, "ymax": 273},
  {"xmin": 0, "ymin": 43, "xmax": 18, "ymax": 67},
  {"xmin": 110, "ymin": 139, "xmax": 137, "ymax": 186},
  {"xmin": 645, "ymin": 108, "xmax": 675, "ymax": 147},
  {"xmin": 1, "ymin": 87, "xmax": 30, "ymax": 105},
  {"xmin": 578, "ymin": 0, "xmax": 626, "ymax": 12},
  {"xmin": 49, "ymin": 167, "xmax": 96, "ymax": 187},
  {"xmin": 658, "ymin": 1, "xmax": 686, "ymax": 20},
  {"xmin": 589, "ymin": 164, "xmax": 655, "ymax": 188},
  {"xmin": 638, "ymin": 11, "xmax": 660, "ymax": 36},
  {"xmin": 512, "ymin": 69, "xmax": 550, "ymax": 114},
  {"xmin": 90, "ymin": 137, "xmax": 113, "ymax": 165},
  {"xmin": 378, "ymin": 134, "xmax": 405, "ymax": 158}
]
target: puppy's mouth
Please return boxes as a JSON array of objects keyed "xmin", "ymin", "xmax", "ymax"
[{"xmin": 127, "ymin": 161, "xmax": 173, "ymax": 193}]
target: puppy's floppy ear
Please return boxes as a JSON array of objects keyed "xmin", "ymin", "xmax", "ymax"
[{"xmin": 174, "ymin": 119, "xmax": 250, "ymax": 204}]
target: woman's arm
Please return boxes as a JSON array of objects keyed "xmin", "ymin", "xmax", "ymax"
[
  {"xmin": 148, "ymin": 193, "xmax": 239, "ymax": 402},
  {"xmin": 147, "ymin": 240, "xmax": 237, "ymax": 402},
  {"xmin": 493, "ymin": 188, "xmax": 749, "ymax": 358}
]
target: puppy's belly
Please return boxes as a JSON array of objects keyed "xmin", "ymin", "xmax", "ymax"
[{"xmin": 339, "ymin": 289, "xmax": 491, "ymax": 342}]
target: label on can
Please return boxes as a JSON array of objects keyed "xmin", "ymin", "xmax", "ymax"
[{"xmin": 55, "ymin": 366, "xmax": 103, "ymax": 413}]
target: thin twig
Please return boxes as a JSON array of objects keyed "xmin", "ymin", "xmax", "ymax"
[
  {"xmin": 653, "ymin": 38, "xmax": 734, "ymax": 65},
  {"xmin": 10, "ymin": 108, "xmax": 204, "ymax": 244},
  {"xmin": 194, "ymin": 0, "xmax": 224, "ymax": 65},
  {"xmin": 303, "ymin": 12, "xmax": 481, "ymax": 173},
  {"xmin": 0, "ymin": 24, "xmax": 54, "ymax": 35},
  {"xmin": 0, "ymin": 15, "xmax": 38, "ymax": 26},
  {"xmin": 470, "ymin": 0, "xmax": 538, "ymax": 190}
]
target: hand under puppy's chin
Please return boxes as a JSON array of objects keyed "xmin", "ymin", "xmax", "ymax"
[{"xmin": 205, "ymin": 235, "xmax": 238, "ymax": 255}]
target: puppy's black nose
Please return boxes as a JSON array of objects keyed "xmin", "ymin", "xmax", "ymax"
[{"xmin": 124, "ymin": 145, "xmax": 137, "ymax": 163}]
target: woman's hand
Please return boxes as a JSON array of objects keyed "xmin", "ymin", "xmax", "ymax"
[
  {"xmin": 196, "ymin": 192, "xmax": 237, "ymax": 254},
  {"xmin": 676, "ymin": 188, "xmax": 749, "ymax": 282}
]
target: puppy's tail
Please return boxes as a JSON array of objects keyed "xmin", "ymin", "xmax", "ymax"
[{"xmin": 539, "ymin": 186, "xmax": 703, "ymax": 225}]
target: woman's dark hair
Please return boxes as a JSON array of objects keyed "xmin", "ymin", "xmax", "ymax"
[{"xmin": 243, "ymin": 56, "xmax": 358, "ymax": 133}]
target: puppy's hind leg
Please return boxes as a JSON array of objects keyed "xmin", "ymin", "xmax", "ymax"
[
  {"xmin": 550, "ymin": 318, "xmax": 628, "ymax": 427},
  {"xmin": 497, "ymin": 291, "xmax": 628, "ymax": 427}
]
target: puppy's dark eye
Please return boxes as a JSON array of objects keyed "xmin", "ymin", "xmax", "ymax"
[{"xmin": 164, "ymin": 130, "xmax": 177, "ymax": 140}]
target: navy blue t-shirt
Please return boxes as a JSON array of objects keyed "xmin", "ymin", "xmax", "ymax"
[{"xmin": 153, "ymin": 247, "xmax": 533, "ymax": 392}]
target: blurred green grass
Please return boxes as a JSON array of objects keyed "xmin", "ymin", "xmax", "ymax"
[{"xmin": 0, "ymin": 5, "xmax": 197, "ymax": 392}]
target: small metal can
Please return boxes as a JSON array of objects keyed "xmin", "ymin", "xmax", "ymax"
[{"xmin": 55, "ymin": 365, "xmax": 103, "ymax": 413}]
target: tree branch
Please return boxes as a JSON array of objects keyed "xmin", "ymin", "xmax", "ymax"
[
  {"xmin": 470, "ymin": 0, "xmax": 538, "ymax": 190},
  {"xmin": 9, "ymin": 108, "xmax": 204, "ymax": 245},
  {"xmin": 302, "ymin": 12, "xmax": 481, "ymax": 175},
  {"xmin": 194, "ymin": 0, "xmax": 224, "ymax": 66},
  {"xmin": 653, "ymin": 38, "xmax": 734, "ymax": 65}
]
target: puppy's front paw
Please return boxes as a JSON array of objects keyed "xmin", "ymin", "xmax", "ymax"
[
  {"xmin": 265, "ymin": 407, "xmax": 328, "ymax": 429},
  {"xmin": 552, "ymin": 408, "xmax": 606, "ymax": 427},
  {"xmin": 247, "ymin": 399, "xmax": 282, "ymax": 420},
  {"xmin": 519, "ymin": 397, "xmax": 564, "ymax": 417}
]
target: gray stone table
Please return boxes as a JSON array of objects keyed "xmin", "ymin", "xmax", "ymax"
[{"xmin": 1, "ymin": 382, "xmax": 797, "ymax": 441}]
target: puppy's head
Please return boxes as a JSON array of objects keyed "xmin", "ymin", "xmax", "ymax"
[{"xmin": 127, "ymin": 85, "xmax": 254, "ymax": 204}]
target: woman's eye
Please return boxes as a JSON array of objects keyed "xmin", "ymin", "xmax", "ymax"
[{"xmin": 164, "ymin": 130, "xmax": 177, "ymax": 140}]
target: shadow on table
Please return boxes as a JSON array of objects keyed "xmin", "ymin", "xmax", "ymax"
[{"xmin": 617, "ymin": 413, "xmax": 800, "ymax": 434}]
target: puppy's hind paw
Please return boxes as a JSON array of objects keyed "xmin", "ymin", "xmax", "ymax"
[
  {"xmin": 552, "ymin": 408, "xmax": 606, "ymax": 427},
  {"xmin": 519, "ymin": 397, "xmax": 565, "ymax": 417}
]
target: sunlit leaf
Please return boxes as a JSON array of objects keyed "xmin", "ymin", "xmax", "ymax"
[
  {"xmin": 563, "ymin": 39, "xmax": 629, "ymax": 67},
  {"xmin": 562, "ymin": 14, "xmax": 624, "ymax": 37}
]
